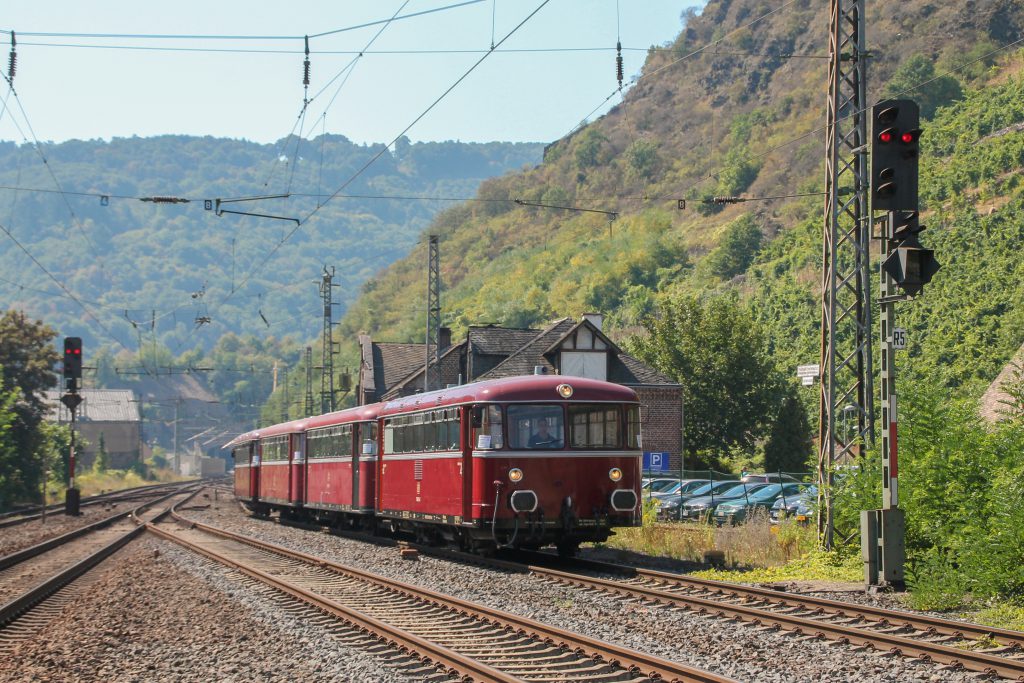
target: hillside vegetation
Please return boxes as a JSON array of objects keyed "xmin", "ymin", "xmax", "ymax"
[
  {"xmin": 338, "ymin": 0, "xmax": 1023, "ymax": 394},
  {"xmin": 0, "ymin": 135, "xmax": 542, "ymax": 353}
]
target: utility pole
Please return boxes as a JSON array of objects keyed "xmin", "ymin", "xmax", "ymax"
[
  {"xmin": 818, "ymin": 0, "xmax": 872, "ymax": 549},
  {"xmin": 173, "ymin": 398, "xmax": 180, "ymax": 475},
  {"xmin": 320, "ymin": 266, "xmax": 339, "ymax": 412},
  {"xmin": 424, "ymin": 235, "xmax": 441, "ymax": 392},
  {"xmin": 304, "ymin": 346, "xmax": 315, "ymax": 417},
  {"xmin": 281, "ymin": 366, "xmax": 290, "ymax": 424}
]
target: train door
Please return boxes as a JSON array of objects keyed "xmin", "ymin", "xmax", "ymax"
[
  {"xmin": 290, "ymin": 432, "xmax": 305, "ymax": 506},
  {"xmin": 461, "ymin": 406, "xmax": 473, "ymax": 522},
  {"xmin": 249, "ymin": 441, "xmax": 260, "ymax": 500},
  {"xmin": 352, "ymin": 423, "xmax": 363, "ymax": 510}
]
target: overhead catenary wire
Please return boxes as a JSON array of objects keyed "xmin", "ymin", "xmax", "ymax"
[
  {"xmin": 1, "ymin": 2, "xmax": 486, "ymax": 43},
  {"xmin": 0, "ymin": 218, "xmax": 139, "ymax": 361},
  {"xmin": 223, "ymin": 0, "xmax": 553, "ymax": 310}
]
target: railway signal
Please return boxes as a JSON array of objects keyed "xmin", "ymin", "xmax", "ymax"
[
  {"xmin": 63, "ymin": 336, "xmax": 82, "ymax": 393},
  {"xmin": 870, "ymin": 100, "xmax": 921, "ymax": 212},
  {"xmin": 882, "ymin": 212, "xmax": 940, "ymax": 296}
]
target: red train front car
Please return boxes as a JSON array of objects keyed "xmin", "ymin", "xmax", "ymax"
[{"xmin": 230, "ymin": 375, "xmax": 642, "ymax": 555}]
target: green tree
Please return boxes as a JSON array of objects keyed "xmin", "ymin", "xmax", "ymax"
[
  {"xmin": 0, "ymin": 370, "xmax": 22, "ymax": 510},
  {"xmin": 626, "ymin": 294, "xmax": 784, "ymax": 469},
  {"xmin": 625, "ymin": 139, "xmax": 659, "ymax": 180},
  {"xmin": 573, "ymin": 128, "xmax": 609, "ymax": 170},
  {"xmin": 93, "ymin": 432, "xmax": 109, "ymax": 473},
  {"xmin": 883, "ymin": 54, "xmax": 963, "ymax": 119},
  {"xmin": 762, "ymin": 389, "xmax": 813, "ymax": 473},
  {"xmin": 705, "ymin": 214, "xmax": 763, "ymax": 279},
  {"xmin": 0, "ymin": 312, "xmax": 59, "ymax": 508}
]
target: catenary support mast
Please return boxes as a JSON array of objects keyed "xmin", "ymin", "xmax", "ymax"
[
  {"xmin": 818, "ymin": 0, "xmax": 873, "ymax": 548},
  {"xmin": 424, "ymin": 235, "xmax": 441, "ymax": 392}
]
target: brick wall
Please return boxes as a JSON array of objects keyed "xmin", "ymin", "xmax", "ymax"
[{"xmin": 633, "ymin": 386, "xmax": 683, "ymax": 472}]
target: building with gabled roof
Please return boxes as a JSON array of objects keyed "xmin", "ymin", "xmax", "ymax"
[
  {"xmin": 43, "ymin": 389, "xmax": 142, "ymax": 470},
  {"xmin": 357, "ymin": 314, "xmax": 683, "ymax": 468}
]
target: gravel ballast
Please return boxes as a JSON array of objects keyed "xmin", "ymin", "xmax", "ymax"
[
  {"xmin": 185, "ymin": 499, "xmax": 980, "ymax": 683},
  {"xmin": 2, "ymin": 537, "xmax": 424, "ymax": 683},
  {"xmin": 0, "ymin": 504, "xmax": 130, "ymax": 557}
]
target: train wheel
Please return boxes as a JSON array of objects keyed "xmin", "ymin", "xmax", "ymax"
[{"xmin": 556, "ymin": 539, "xmax": 579, "ymax": 558}]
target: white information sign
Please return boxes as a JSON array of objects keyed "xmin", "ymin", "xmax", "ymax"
[
  {"xmin": 796, "ymin": 364, "xmax": 820, "ymax": 378},
  {"xmin": 892, "ymin": 328, "xmax": 907, "ymax": 350}
]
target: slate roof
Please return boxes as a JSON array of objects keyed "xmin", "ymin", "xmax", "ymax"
[
  {"xmin": 374, "ymin": 343, "xmax": 429, "ymax": 393},
  {"xmin": 382, "ymin": 341, "xmax": 466, "ymax": 399},
  {"xmin": 979, "ymin": 342, "xmax": 1024, "ymax": 423},
  {"xmin": 467, "ymin": 326, "xmax": 541, "ymax": 356},
  {"xmin": 44, "ymin": 389, "xmax": 141, "ymax": 423},
  {"xmin": 613, "ymin": 353, "xmax": 679, "ymax": 386},
  {"xmin": 476, "ymin": 318, "xmax": 576, "ymax": 380}
]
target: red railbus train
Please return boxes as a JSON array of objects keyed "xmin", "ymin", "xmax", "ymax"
[{"xmin": 229, "ymin": 375, "xmax": 642, "ymax": 555}]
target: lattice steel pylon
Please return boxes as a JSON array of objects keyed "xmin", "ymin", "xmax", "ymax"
[
  {"xmin": 818, "ymin": 0, "xmax": 874, "ymax": 548},
  {"xmin": 304, "ymin": 346, "xmax": 315, "ymax": 417},
  {"xmin": 320, "ymin": 266, "xmax": 339, "ymax": 413},
  {"xmin": 423, "ymin": 235, "xmax": 441, "ymax": 392}
]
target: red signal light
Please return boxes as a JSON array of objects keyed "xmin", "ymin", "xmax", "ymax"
[
  {"xmin": 878, "ymin": 131, "xmax": 893, "ymax": 143},
  {"xmin": 901, "ymin": 132, "xmax": 914, "ymax": 143}
]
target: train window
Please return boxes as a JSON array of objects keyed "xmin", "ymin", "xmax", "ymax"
[
  {"xmin": 507, "ymin": 405, "xmax": 564, "ymax": 449},
  {"xmin": 471, "ymin": 405, "xmax": 503, "ymax": 449},
  {"xmin": 567, "ymin": 405, "xmax": 621, "ymax": 449},
  {"xmin": 626, "ymin": 405, "xmax": 642, "ymax": 450},
  {"xmin": 307, "ymin": 425, "xmax": 352, "ymax": 459},
  {"xmin": 384, "ymin": 419, "xmax": 396, "ymax": 454},
  {"xmin": 358, "ymin": 422, "xmax": 378, "ymax": 456}
]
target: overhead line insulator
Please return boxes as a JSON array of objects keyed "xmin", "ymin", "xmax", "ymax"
[{"xmin": 615, "ymin": 40, "xmax": 623, "ymax": 89}]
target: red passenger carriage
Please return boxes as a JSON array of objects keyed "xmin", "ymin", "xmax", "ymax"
[{"xmin": 229, "ymin": 375, "xmax": 642, "ymax": 554}]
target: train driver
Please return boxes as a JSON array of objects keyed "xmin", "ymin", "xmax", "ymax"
[{"xmin": 528, "ymin": 419, "xmax": 560, "ymax": 448}]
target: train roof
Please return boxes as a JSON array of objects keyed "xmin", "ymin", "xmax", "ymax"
[
  {"xmin": 222, "ymin": 403, "xmax": 385, "ymax": 449},
  {"xmin": 379, "ymin": 374, "xmax": 639, "ymax": 416},
  {"xmin": 303, "ymin": 402, "xmax": 383, "ymax": 430}
]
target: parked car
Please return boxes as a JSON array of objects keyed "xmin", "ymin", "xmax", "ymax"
[
  {"xmin": 740, "ymin": 472, "xmax": 802, "ymax": 484},
  {"xmin": 650, "ymin": 479, "xmax": 712, "ymax": 501},
  {"xmin": 770, "ymin": 490, "xmax": 817, "ymax": 524},
  {"xmin": 657, "ymin": 480, "xmax": 739, "ymax": 520},
  {"xmin": 679, "ymin": 482, "xmax": 772, "ymax": 521},
  {"xmin": 642, "ymin": 478, "xmax": 680, "ymax": 494},
  {"xmin": 714, "ymin": 483, "xmax": 816, "ymax": 525}
]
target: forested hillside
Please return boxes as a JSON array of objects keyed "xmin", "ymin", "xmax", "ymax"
[
  {"xmin": 338, "ymin": 0, "xmax": 1024, "ymax": 400},
  {"xmin": 0, "ymin": 135, "xmax": 543, "ymax": 353}
]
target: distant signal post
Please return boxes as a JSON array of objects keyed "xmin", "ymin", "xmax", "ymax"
[{"xmin": 61, "ymin": 337, "xmax": 83, "ymax": 515}]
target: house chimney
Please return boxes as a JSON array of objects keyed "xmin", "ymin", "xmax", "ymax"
[
  {"xmin": 439, "ymin": 327, "xmax": 452, "ymax": 351},
  {"xmin": 582, "ymin": 312, "xmax": 603, "ymax": 331}
]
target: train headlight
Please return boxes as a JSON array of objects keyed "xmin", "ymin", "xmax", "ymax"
[
  {"xmin": 556, "ymin": 383, "xmax": 574, "ymax": 398},
  {"xmin": 508, "ymin": 467, "xmax": 524, "ymax": 483},
  {"xmin": 608, "ymin": 467, "xmax": 623, "ymax": 482}
]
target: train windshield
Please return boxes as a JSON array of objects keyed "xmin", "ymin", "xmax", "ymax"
[
  {"xmin": 567, "ymin": 404, "xmax": 621, "ymax": 449},
  {"xmin": 508, "ymin": 405, "xmax": 564, "ymax": 449}
]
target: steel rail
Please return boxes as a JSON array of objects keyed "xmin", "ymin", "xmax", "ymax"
[
  {"xmin": 147, "ymin": 523, "xmax": 531, "ymax": 683},
  {"xmin": 506, "ymin": 555, "xmax": 1024, "ymax": 681},
  {"xmin": 513, "ymin": 551, "xmax": 1024, "ymax": 649},
  {"xmin": 246, "ymin": 505, "xmax": 1024, "ymax": 678},
  {"xmin": 0, "ymin": 479, "xmax": 204, "ymax": 529},
  {"xmin": 164, "ymin": 509, "xmax": 736, "ymax": 683},
  {"xmin": 0, "ymin": 487, "xmax": 199, "ymax": 629}
]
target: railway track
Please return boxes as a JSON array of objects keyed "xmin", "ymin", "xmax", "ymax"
[
  {"xmin": 160, "ymin": 505, "xmax": 735, "ymax": 683},
  {"xmin": 258, "ymin": 511, "xmax": 1024, "ymax": 681},
  {"xmin": 0, "ymin": 479, "xmax": 203, "ymax": 530},
  {"xmin": 490, "ymin": 551, "xmax": 1024, "ymax": 681},
  {"xmin": 0, "ymin": 486, "xmax": 200, "ymax": 654}
]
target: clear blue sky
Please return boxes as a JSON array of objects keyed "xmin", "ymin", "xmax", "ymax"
[{"xmin": 0, "ymin": 1, "xmax": 701, "ymax": 145}]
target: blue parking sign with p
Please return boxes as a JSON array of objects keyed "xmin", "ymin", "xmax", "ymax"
[{"xmin": 643, "ymin": 451, "xmax": 669, "ymax": 472}]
